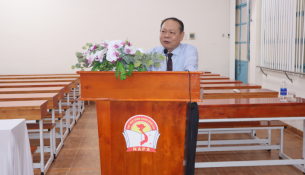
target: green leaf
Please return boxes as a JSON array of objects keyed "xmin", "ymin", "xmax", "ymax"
[
  {"xmin": 118, "ymin": 62, "xmax": 127, "ymax": 80},
  {"xmin": 138, "ymin": 65, "xmax": 144, "ymax": 72},
  {"xmin": 75, "ymin": 63, "xmax": 81, "ymax": 68},
  {"xmin": 115, "ymin": 62, "xmax": 119, "ymax": 80},
  {"xmin": 159, "ymin": 54, "xmax": 165, "ymax": 61},
  {"xmin": 135, "ymin": 50, "xmax": 143, "ymax": 56},
  {"xmin": 91, "ymin": 62, "xmax": 100, "ymax": 71},
  {"xmin": 86, "ymin": 43, "xmax": 90, "ymax": 46},
  {"xmin": 115, "ymin": 62, "xmax": 127, "ymax": 80},
  {"xmin": 134, "ymin": 60, "xmax": 141, "ymax": 68},
  {"xmin": 71, "ymin": 65, "xmax": 76, "ymax": 69},
  {"xmin": 146, "ymin": 59, "xmax": 154, "ymax": 67},
  {"xmin": 134, "ymin": 55, "xmax": 142, "ymax": 61},
  {"xmin": 122, "ymin": 56, "xmax": 130, "ymax": 64},
  {"xmin": 122, "ymin": 55, "xmax": 134, "ymax": 64},
  {"xmin": 82, "ymin": 46, "xmax": 86, "ymax": 50},
  {"xmin": 127, "ymin": 63, "xmax": 134, "ymax": 77},
  {"xmin": 118, "ymin": 48, "xmax": 124, "ymax": 57},
  {"xmin": 144, "ymin": 65, "xmax": 147, "ymax": 71},
  {"xmin": 78, "ymin": 58, "xmax": 86, "ymax": 63},
  {"xmin": 152, "ymin": 52, "xmax": 159, "ymax": 61},
  {"xmin": 154, "ymin": 62, "xmax": 161, "ymax": 68},
  {"xmin": 75, "ymin": 52, "xmax": 83, "ymax": 59}
]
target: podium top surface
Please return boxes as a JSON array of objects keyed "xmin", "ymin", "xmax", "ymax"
[
  {"xmin": 77, "ymin": 71, "xmax": 202, "ymax": 74},
  {"xmin": 78, "ymin": 71, "xmax": 202, "ymax": 102}
]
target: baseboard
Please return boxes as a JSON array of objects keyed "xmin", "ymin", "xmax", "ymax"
[{"xmin": 286, "ymin": 125, "xmax": 303, "ymax": 138}]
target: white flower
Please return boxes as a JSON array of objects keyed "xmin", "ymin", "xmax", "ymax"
[
  {"xmin": 108, "ymin": 40, "xmax": 124, "ymax": 50},
  {"xmin": 137, "ymin": 48, "xmax": 144, "ymax": 53},
  {"xmin": 100, "ymin": 40, "xmax": 109, "ymax": 48},
  {"xmin": 106, "ymin": 48, "xmax": 120, "ymax": 62},
  {"xmin": 86, "ymin": 53, "xmax": 95, "ymax": 66},
  {"xmin": 94, "ymin": 49, "xmax": 107, "ymax": 63},
  {"xmin": 123, "ymin": 45, "xmax": 137, "ymax": 55}
]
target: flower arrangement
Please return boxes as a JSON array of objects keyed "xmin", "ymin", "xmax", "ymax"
[{"xmin": 72, "ymin": 39, "xmax": 165, "ymax": 80}]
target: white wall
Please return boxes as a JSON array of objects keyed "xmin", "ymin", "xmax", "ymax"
[
  {"xmin": 0, "ymin": 0, "xmax": 230, "ymax": 75},
  {"xmin": 250, "ymin": 0, "xmax": 305, "ymax": 131}
]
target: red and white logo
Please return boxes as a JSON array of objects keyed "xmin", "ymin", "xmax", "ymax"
[{"xmin": 123, "ymin": 115, "xmax": 160, "ymax": 152}]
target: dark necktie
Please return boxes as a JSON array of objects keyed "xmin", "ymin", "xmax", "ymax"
[{"xmin": 167, "ymin": 53, "xmax": 173, "ymax": 71}]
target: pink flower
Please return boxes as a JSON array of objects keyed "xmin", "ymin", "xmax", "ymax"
[
  {"xmin": 94, "ymin": 49, "xmax": 107, "ymax": 63},
  {"xmin": 100, "ymin": 40, "xmax": 109, "ymax": 48},
  {"xmin": 90, "ymin": 45, "xmax": 97, "ymax": 51},
  {"xmin": 106, "ymin": 48, "xmax": 121, "ymax": 62},
  {"xmin": 86, "ymin": 53, "xmax": 94, "ymax": 66},
  {"xmin": 124, "ymin": 45, "xmax": 137, "ymax": 55},
  {"xmin": 108, "ymin": 40, "xmax": 124, "ymax": 50}
]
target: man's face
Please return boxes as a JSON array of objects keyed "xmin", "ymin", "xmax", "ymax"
[{"xmin": 160, "ymin": 20, "xmax": 185, "ymax": 53}]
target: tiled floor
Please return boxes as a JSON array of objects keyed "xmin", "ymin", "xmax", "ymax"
[{"xmin": 33, "ymin": 104, "xmax": 305, "ymax": 175}]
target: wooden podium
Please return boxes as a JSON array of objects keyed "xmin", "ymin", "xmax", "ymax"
[{"xmin": 78, "ymin": 71, "xmax": 202, "ymax": 175}]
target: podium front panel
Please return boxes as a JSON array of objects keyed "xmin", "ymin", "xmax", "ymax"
[{"xmin": 96, "ymin": 101, "xmax": 189, "ymax": 175}]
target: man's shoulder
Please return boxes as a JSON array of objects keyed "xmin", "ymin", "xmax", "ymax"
[
  {"xmin": 146, "ymin": 46, "xmax": 164, "ymax": 54},
  {"xmin": 180, "ymin": 43, "xmax": 197, "ymax": 51}
]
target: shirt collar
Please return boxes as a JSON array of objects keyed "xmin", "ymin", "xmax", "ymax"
[{"xmin": 163, "ymin": 43, "xmax": 181, "ymax": 56}]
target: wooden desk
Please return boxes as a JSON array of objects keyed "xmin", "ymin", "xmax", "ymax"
[
  {"xmin": 0, "ymin": 93, "xmax": 59, "ymax": 109},
  {"xmin": 200, "ymin": 80, "xmax": 242, "ymax": 84},
  {"xmin": 202, "ymin": 89, "xmax": 278, "ymax": 99},
  {"xmin": 196, "ymin": 97, "xmax": 305, "ymax": 172},
  {"xmin": 0, "ymin": 100, "xmax": 48, "ymax": 120},
  {"xmin": 0, "ymin": 78, "xmax": 78, "ymax": 88},
  {"xmin": 200, "ymin": 74, "xmax": 220, "ymax": 76},
  {"xmin": 0, "ymin": 82, "xmax": 72, "ymax": 94},
  {"xmin": 0, "ymin": 100, "xmax": 50, "ymax": 174},
  {"xmin": 200, "ymin": 76, "xmax": 229, "ymax": 80},
  {"xmin": 0, "ymin": 87, "xmax": 65, "ymax": 100},
  {"xmin": 201, "ymin": 71, "xmax": 211, "ymax": 73},
  {"xmin": 0, "ymin": 75, "xmax": 80, "ymax": 84},
  {"xmin": 198, "ymin": 97, "xmax": 305, "ymax": 119},
  {"xmin": 0, "ymin": 74, "xmax": 78, "ymax": 76},
  {"xmin": 200, "ymin": 83, "xmax": 262, "ymax": 90}
]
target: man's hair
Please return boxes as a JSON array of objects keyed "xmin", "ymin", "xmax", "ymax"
[{"xmin": 160, "ymin": 17, "xmax": 184, "ymax": 33}]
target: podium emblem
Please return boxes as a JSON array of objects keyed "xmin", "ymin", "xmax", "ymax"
[{"xmin": 123, "ymin": 115, "xmax": 160, "ymax": 152}]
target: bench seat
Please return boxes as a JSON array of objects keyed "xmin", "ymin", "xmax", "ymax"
[
  {"xmin": 26, "ymin": 123, "xmax": 56, "ymax": 130},
  {"xmin": 55, "ymin": 106, "xmax": 69, "ymax": 110},
  {"xmin": 198, "ymin": 120, "xmax": 288, "ymax": 129},
  {"xmin": 44, "ymin": 111, "xmax": 66, "ymax": 119},
  {"xmin": 61, "ymin": 99, "xmax": 76, "ymax": 103}
]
